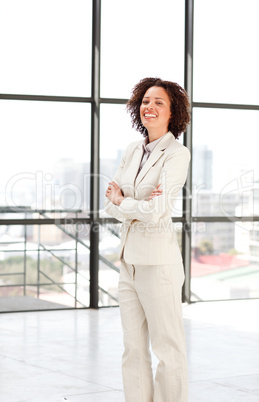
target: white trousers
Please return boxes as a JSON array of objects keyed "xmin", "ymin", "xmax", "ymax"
[{"xmin": 118, "ymin": 259, "xmax": 188, "ymax": 402}]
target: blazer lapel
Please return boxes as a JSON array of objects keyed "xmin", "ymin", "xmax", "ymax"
[
  {"xmin": 135, "ymin": 132, "xmax": 174, "ymax": 187},
  {"xmin": 131, "ymin": 144, "xmax": 143, "ymax": 179},
  {"xmin": 121, "ymin": 143, "xmax": 143, "ymax": 197}
]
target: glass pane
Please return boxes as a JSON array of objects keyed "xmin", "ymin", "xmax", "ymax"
[
  {"xmin": 38, "ymin": 224, "xmax": 89, "ymax": 307},
  {"xmin": 192, "ymin": 108, "xmax": 259, "ymax": 217},
  {"xmin": 193, "ymin": 0, "xmax": 259, "ymax": 104},
  {"xmin": 0, "ymin": 223, "xmax": 90, "ymax": 311},
  {"xmin": 0, "ymin": 0, "xmax": 92, "ymax": 96},
  {"xmin": 191, "ymin": 222, "xmax": 259, "ymax": 301},
  {"xmin": 101, "ymin": 0, "xmax": 185, "ymax": 98},
  {"xmin": 0, "ymin": 252, "xmax": 25, "ymax": 290},
  {"xmin": 25, "ymin": 253, "xmax": 39, "ymax": 285},
  {"xmin": 39, "ymin": 284, "xmax": 76, "ymax": 307},
  {"xmin": 0, "ymin": 100, "xmax": 91, "ymax": 212}
]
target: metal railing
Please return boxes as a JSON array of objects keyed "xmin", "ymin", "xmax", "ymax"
[{"xmin": 0, "ymin": 207, "xmax": 120, "ymax": 311}]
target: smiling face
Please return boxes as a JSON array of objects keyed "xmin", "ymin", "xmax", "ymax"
[{"xmin": 140, "ymin": 86, "xmax": 171, "ymax": 139}]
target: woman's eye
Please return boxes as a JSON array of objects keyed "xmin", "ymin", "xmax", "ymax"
[
  {"xmin": 156, "ymin": 102, "xmax": 162, "ymax": 105},
  {"xmin": 142, "ymin": 101, "xmax": 148, "ymax": 105}
]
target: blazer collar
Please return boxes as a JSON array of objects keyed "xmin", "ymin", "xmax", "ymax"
[{"xmin": 135, "ymin": 131, "xmax": 174, "ymax": 186}]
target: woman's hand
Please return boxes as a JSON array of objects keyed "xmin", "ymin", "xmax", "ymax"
[
  {"xmin": 105, "ymin": 181, "xmax": 125, "ymax": 206},
  {"xmin": 148, "ymin": 184, "xmax": 163, "ymax": 201}
]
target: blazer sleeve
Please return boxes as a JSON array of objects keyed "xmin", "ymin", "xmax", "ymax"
[
  {"xmin": 105, "ymin": 144, "xmax": 190, "ymax": 224},
  {"xmin": 104, "ymin": 147, "xmax": 128, "ymax": 222}
]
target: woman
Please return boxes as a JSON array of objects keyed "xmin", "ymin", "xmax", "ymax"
[{"xmin": 105, "ymin": 77, "xmax": 191, "ymax": 402}]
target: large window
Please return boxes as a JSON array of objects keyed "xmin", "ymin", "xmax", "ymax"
[
  {"xmin": 0, "ymin": 0, "xmax": 92, "ymax": 96},
  {"xmin": 192, "ymin": 108, "xmax": 258, "ymax": 218},
  {"xmin": 100, "ymin": 0, "xmax": 185, "ymax": 98},
  {"xmin": 0, "ymin": 100, "xmax": 91, "ymax": 210},
  {"xmin": 191, "ymin": 222, "xmax": 259, "ymax": 301},
  {"xmin": 191, "ymin": 0, "xmax": 259, "ymax": 301},
  {"xmin": 193, "ymin": 0, "xmax": 259, "ymax": 105},
  {"xmin": 1, "ymin": 0, "xmax": 258, "ymax": 311}
]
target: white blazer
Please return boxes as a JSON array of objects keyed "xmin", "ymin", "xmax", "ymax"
[{"xmin": 105, "ymin": 131, "xmax": 190, "ymax": 265}]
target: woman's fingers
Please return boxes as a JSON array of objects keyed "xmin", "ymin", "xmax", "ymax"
[
  {"xmin": 151, "ymin": 192, "xmax": 162, "ymax": 198},
  {"xmin": 151, "ymin": 185, "xmax": 162, "ymax": 196},
  {"xmin": 106, "ymin": 182, "xmax": 115, "ymax": 193},
  {"xmin": 148, "ymin": 186, "xmax": 163, "ymax": 200},
  {"xmin": 109, "ymin": 181, "xmax": 118, "ymax": 189},
  {"xmin": 106, "ymin": 181, "xmax": 121, "ymax": 199}
]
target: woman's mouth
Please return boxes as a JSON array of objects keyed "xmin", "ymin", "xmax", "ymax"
[{"xmin": 144, "ymin": 113, "xmax": 157, "ymax": 118}]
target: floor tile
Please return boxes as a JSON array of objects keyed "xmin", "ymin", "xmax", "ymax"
[
  {"xmin": 63, "ymin": 390, "xmax": 124, "ymax": 401},
  {"xmin": 0, "ymin": 300, "xmax": 258, "ymax": 402},
  {"xmin": 189, "ymin": 380, "xmax": 259, "ymax": 402},
  {"xmin": 213, "ymin": 374, "xmax": 259, "ymax": 395},
  {"xmin": 0, "ymin": 356, "xmax": 113, "ymax": 402}
]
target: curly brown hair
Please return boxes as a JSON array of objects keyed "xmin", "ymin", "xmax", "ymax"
[{"xmin": 126, "ymin": 77, "xmax": 191, "ymax": 139}]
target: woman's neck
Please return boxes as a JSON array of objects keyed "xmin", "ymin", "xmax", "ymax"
[{"xmin": 147, "ymin": 129, "xmax": 168, "ymax": 143}]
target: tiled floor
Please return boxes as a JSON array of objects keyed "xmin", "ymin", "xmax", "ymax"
[{"xmin": 0, "ymin": 299, "xmax": 259, "ymax": 402}]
